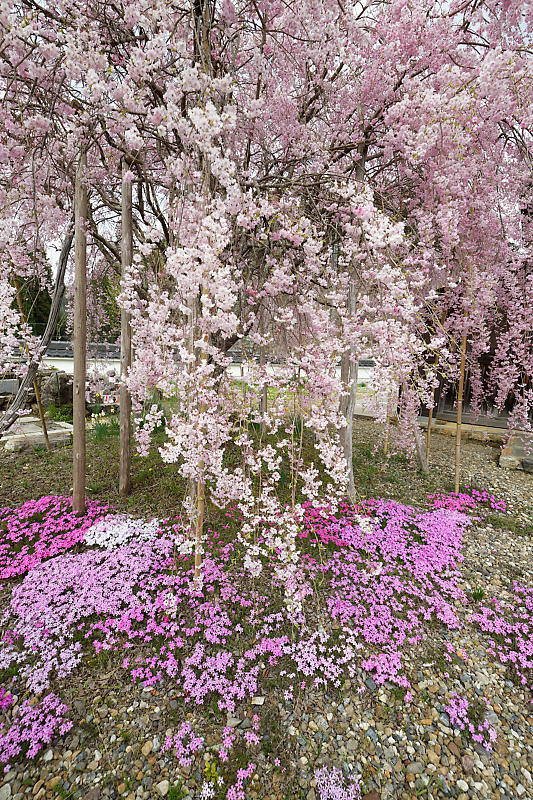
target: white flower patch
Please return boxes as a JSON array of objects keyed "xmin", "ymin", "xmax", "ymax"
[{"xmin": 84, "ymin": 514, "xmax": 162, "ymax": 550}]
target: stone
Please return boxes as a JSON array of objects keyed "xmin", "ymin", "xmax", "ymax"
[
  {"xmin": 155, "ymin": 780, "xmax": 169, "ymax": 797},
  {"xmin": 462, "ymin": 755, "xmax": 475, "ymax": 774},
  {"xmin": 141, "ymin": 741, "xmax": 152, "ymax": 757},
  {"xmin": 251, "ymin": 696, "xmax": 265, "ymax": 706},
  {"xmin": 0, "ymin": 785, "xmax": 11, "ymax": 800},
  {"xmin": 40, "ymin": 370, "xmax": 73, "ymax": 408},
  {"xmin": 448, "ymin": 742, "xmax": 460, "ymax": 758},
  {"xmin": 457, "ymin": 780, "xmax": 469, "ymax": 792},
  {"xmin": 43, "ymin": 749, "xmax": 54, "ymax": 762},
  {"xmin": 407, "ymin": 762, "xmax": 424, "ymax": 775},
  {"xmin": 499, "ymin": 431, "xmax": 533, "ymax": 469}
]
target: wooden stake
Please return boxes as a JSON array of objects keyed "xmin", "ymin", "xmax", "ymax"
[
  {"xmin": 119, "ymin": 167, "xmax": 133, "ymax": 496},
  {"xmin": 454, "ymin": 333, "xmax": 467, "ymax": 493},
  {"xmin": 13, "ymin": 278, "xmax": 51, "ymax": 451},
  {"xmin": 73, "ymin": 151, "xmax": 88, "ymax": 514}
]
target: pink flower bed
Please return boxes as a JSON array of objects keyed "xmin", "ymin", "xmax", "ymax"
[
  {"xmin": 445, "ymin": 693, "xmax": 497, "ymax": 749},
  {"xmin": 0, "ymin": 496, "xmax": 111, "ymax": 580},
  {"xmin": 426, "ymin": 488, "xmax": 506, "ymax": 513},
  {"xmin": 0, "ymin": 693, "xmax": 72, "ymax": 766},
  {"xmin": 0, "ymin": 489, "xmax": 529, "ymax": 770},
  {"xmin": 471, "ymin": 584, "xmax": 533, "ymax": 690}
]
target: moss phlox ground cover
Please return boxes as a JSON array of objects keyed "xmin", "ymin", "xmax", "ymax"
[{"xmin": 0, "ymin": 489, "xmax": 530, "ymax": 789}]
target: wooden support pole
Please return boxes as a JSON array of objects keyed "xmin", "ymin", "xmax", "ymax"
[
  {"xmin": 454, "ymin": 333, "xmax": 467, "ymax": 493},
  {"xmin": 119, "ymin": 167, "xmax": 133, "ymax": 496},
  {"xmin": 73, "ymin": 151, "xmax": 88, "ymax": 514}
]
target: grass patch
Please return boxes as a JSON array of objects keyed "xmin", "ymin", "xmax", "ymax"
[
  {"xmin": 47, "ymin": 403, "xmax": 74, "ymax": 423},
  {"xmin": 485, "ymin": 512, "xmax": 533, "ymax": 538}
]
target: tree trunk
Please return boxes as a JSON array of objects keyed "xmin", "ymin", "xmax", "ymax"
[
  {"xmin": 454, "ymin": 333, "xmax": 467, "ymax": 493},
  {"xmin": 0, "ymin": 227, "xmax": 74, "ymax": 436},
  {"xmin": 340, "ymin": 282, "xmax": 357, "ymax": 500},
  {"xmin": 260, "ymin": 342, "xmax": 268, "ymax": 435},
  {"xmin": 73, "ymin": 151, "xmax": 88, "ymax": 514},
  {"xmin": 425, "ymin": 405, "xmax": 434, "ymax": 465},
  {"xmin": 425, "ymin": 312, "xmax": 447, "ymax": 466},
  {"xmin": 194, "ymin": 452, "xmax": 206, "ymax": 582},
  {"xmin": 119, "ymin": 167, "xmax": 133, "ymax": 496},
  {"xmin": 414, "ymin": 420, "xmax": 429, "ymax": 474}
]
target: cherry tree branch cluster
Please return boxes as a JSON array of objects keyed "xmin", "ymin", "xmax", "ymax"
[{"xmin": 0, "ymin": 1, "xmax": 531, "ymax": 588}]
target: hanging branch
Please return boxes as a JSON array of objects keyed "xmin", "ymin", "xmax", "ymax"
[
  {"xmin": 13, "ymin": 277, "xmax": 51, "ymax": 450},
  {"xmin": 425, "ymin": 310, "xmax": 448, "ymax": 466},
  {"xmin": 0, "ymin": 225, "xmax": 74, "ymax": 436}
]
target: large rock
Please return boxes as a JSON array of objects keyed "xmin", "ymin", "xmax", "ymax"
[
  {"xmin": 40, "ymin": 370, "xmax": 73, "ymax": 408},
  {"xmin": 499, "ymin": 431, "xmax": 533, "ymax": 470}
]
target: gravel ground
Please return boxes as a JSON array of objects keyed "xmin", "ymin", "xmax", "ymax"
[{"xmin": 0, "ymin": 422, "xmax": 531, "ymax": 800}]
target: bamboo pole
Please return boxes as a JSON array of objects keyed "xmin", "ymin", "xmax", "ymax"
[
  {"xmin": 454, "ymin": 333, "xmax": 467, "ymax": 493},
  {"xmin": 73, "ymin": 151, "xmax": 88, "ymax": 514},
  {"xmin": 119, "ymin": 166, "xmax": 133, "ymax": 496},
  {"xmin": 13, "ymin": 278, "xmax": 51, "ymax": 451}
]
